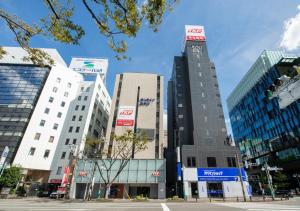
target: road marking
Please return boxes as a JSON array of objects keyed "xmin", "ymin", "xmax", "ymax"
[
  {"xmin": 161, "ymin": 203, "xmax": 170, "ymax": 211},
  {"xmin": 215, "ymin": 202, "xmax": 300, "ymax": 211}
]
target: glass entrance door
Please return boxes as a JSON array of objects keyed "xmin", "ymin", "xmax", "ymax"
[{"xmin": 207, "ymin": 182, "xmax": 223, "ymax": 198}]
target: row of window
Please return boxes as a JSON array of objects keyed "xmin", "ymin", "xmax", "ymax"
[
  {"xmin": 34, "ymin": 133, "xmax": 55, "ymax": 143},
  {"xmin": 28, "ymin": 147, "xmax": 50, "ymax": 158},
  {"xmin": 39, "ymin": 120, "xmax": 59, "ymax": 130},
  {"xmin": 186, "ymin": 156, "xmax": 237, "ymax": 167},
  {"xmin": 56, "ymin": 77, "xmax": 72, "ymax": 88}
]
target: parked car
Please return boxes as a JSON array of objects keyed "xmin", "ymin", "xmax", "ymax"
[
  {"xmin": 37, "ymin": 190, "xmax": 50, "ymax": 197},
  {"xmin": 49, "ymin": 191, "xmax": 64, "ymax": 199}
]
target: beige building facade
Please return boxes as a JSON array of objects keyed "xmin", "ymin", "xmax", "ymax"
[{"xmin": 105, "ymin": 72, "xmax": 164, "ymax": 159}]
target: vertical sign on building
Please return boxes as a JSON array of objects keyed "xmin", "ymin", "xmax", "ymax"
[
  {"xmin": 0, "ymin": 146, "xmax": 9, "ymax": 167},
  {"xmin": 116, "ymin": 106, "xmax": 136, "ymax": 126}
]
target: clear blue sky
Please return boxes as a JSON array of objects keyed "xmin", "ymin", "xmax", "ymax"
[{"xmin": 1, "ymin": 0, "xmax": 300, "ymax": 134}]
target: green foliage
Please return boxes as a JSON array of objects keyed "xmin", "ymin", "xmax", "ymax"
[
  {"xmin": 0, "ymin": 166, "xmax": 22, "ymax": 188},
  {"xmin": 273, "ymin": 172, "xmax": 290, "ymax": 189},
  {"xmin": 0, "ymin": 0, "xmax": 176, "ymax": 64}
]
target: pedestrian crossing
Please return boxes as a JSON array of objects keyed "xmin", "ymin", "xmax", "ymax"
[{"xmin": 215, "ymin": 202, "xmax": 300, "ymax": 211}]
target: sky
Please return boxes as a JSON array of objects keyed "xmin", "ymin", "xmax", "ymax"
[{"xmin": 1, "ymin": 0, "xmax": 300, "ymax": 135}]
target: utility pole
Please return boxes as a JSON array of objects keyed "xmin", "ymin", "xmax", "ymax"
[{"xmin": 236, "ymin": 153, "xmax": 247, "ymax": 202}]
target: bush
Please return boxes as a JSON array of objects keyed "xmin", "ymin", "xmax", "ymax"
[{"xmin": 16, "ymin": 186, "xmax": 26, "ymax": 197}]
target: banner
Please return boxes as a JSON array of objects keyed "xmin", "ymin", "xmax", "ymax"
[
  {"xmin": 116, "ymin": 106, "xmax": 136, "ymax": 126},
  {"xmin": 197, "ymin": 168, "xmax": 247, "ymax": 181}
]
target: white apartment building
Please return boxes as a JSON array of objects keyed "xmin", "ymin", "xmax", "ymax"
[
  {"xmin": 49, "ymin": 74, "xmax": 111, "ymax": 184},
  {"xmin": 0, "ymin": 47, "xmax": 111, "ymax": 186}
]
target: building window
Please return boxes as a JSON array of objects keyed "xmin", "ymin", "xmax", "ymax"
[
  {"xmin": 53, "ymin": 123, "xmax": 58, "ymax": 130},
  {"xmin": 56, "ymin": 77, "xmax": 61, "ymax": 83},
  {"xmin": 64, "ymin": 92, "xmax": 69, "ymax": 97},
  {"xmin": 202, "ymin": 104, "xmax": 206, "ymax": 109},
  {"xmin": 81, "ymin": 105, "xmax": 85, "ymax": 111},
  {"xmin": 179, "ymin": 127, "xmax": 184, "ymax": 131},
  {"xmin": 68, "ymin": 126, "xmax": 73, "ymax": 132},
  {"xmin": 187, "ymin": 157, "xmax": 196, "ymax": 167},
  {"xmin": 57, "ymin": 112, "xmax": 62, "ymax": 118},
  {"xmin": 29, "ymin": 147, "xmax": 36, "ymax": 156},
  {"xmin": 69, "ymin": 152, "xmax": 73, "ymax": 159},
  {"xmin": 199, "ymin": 72, "xmax": 202, "ymax": 77},
  {"xmin": 80, "ymin": 87, "xmax": 84, "ymax": 91},
  {"xmin": 34, "ymin": 133, "xmax": 41, "ymax": 140},
  {"xmin": 75, "ymin": 127, "xmax": 80, "ymax": 133},
  {"xmin": 49, "ymin": 136, "xmax": 54, "ymax": 143},
  {"xmin": 78, "ymin": 96, "xmax": 81, "ymax": 101},
  {"xmin": 84, "ymin": 96, "xmax": 88, "ymax": 101},
  {"xmin": 75, "ymin": 105, "xmax": 79, "ymax": 110},
  {"xmin": 49, "ymin": 97, "xmax": 54, "ymax": 103},
  {"xmin": 204, "ymin": 116, "xmax": 208, "ymax": 122},
  {"xmin": 67, "ymin": 82, "xmax": 72, "ymax": 88},
  {"xmin": 65, "ymin": 138, "xmax": 70, "ymax": 145},
  {"xmin": 88, "ymin": 125, "xmax": 92, "ymax": 131},
  {"xmin": 44, "ymin": 150, "xmax": 50, "ymax": 158},
  {"xmin": 202, "ymin": 92, "xmax": 205, "ymax": 98},
  {"xmin": 40, "ymin": 120, "xmax": 46, "ymax": 126},
  {"xmin": 178, "ymin": 114, "xmax": 183, "ymax": 119},
  {"xmin": 86, "ymin": 87, "xmax": 90, "ymax": 92},
  {"xmin": 61, "ymin": 101, "xmax": 65, "ymax": 107},
  {"xmin": 207, "ymin": 157, "xmax": 217, "ymax": 167},
  {"xmin": 61, "ymin": 152, "xmax": 66, "ymax": 159},
  {"xmin": 79, "ymin": 115, "xmax": 83, "ymax": 121},
  {"xmin": 200, "ymin": 82, "xmax": 203, "ymax": 87},
  {"xmin": 53, "ymin": 87, "xmax": 58, "ymax": 93},
  {"xmin": 72, "ymin": 115, "xmax": 76, "ymax": 121},
  {"xmin": 56, "ymin": 167, "xmax": 62, "ymax": 175},
  {"xmin": 44, "ymin": 108, "xmax": 50, "ymax": 114},
  {"xmin": 178, "ymin": 104, "xmax": 183, "ymax": 107},
  {"xmin": 73, "ymin": 139, "xmax": 77, "ymax": 144},
  {"xmin": 227, "ymin": 157, "xmax": 237, "ymax": 167}
]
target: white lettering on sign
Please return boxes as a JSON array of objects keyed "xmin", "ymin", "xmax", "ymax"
[{"xmin": 203, "ymin": 170, "xmax": 223, "ymax": 176}]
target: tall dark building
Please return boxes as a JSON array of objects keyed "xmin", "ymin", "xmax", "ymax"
[{"xmin": 167, "ymin": 26, "xmax": 249, "ymax": 199}]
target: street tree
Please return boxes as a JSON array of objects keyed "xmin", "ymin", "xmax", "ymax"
[
  {"xmin": 0, "ymin": 166, "xmax": 22, "ymax": 189},
  {"xmin": 0, "ymin": 0, "xmax": 176, "ymax": 64},
  {"xmin": 83, "ymin": 130, "xmax": 147, "ymax": 199}
]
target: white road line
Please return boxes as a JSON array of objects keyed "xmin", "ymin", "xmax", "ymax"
[{"xmin": 161, "ymin": 203, "xmax": 170, "ymax": 211}]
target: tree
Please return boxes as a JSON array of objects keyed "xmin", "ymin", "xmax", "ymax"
[
  {"xmin": 0, "ymin": 0, "xmax": 176, "ymax": 64},
  {"xmin": 0, "ymin": 166, "xmax": 22, "ymax": 189},
  {"xmin": 273, "ymin": 171, "xmax": 290, "ymax": 190},
  {"xmin": 83, "ymin": 130, "xmax": 147, "ymax": 199}
]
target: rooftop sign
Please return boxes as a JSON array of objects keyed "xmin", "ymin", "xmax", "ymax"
[
  {"xmin": 185, "ymin": 25, "xmax": 206, "ymax": 41},
  {"xmin": 69, "ymin": 57, "xmax": 108, "ymax": 77}
]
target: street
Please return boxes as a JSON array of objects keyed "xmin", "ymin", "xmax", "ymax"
[{"xmin": 0, "ymin": 198, "xmax": 300, "ymax": 211}]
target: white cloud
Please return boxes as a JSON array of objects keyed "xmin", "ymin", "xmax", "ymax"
[{"xmin": 280, "ymin": 4, "xmax": 300, "ymax": 51}]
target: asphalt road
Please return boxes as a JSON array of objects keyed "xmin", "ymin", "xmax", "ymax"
[{"xmin": 0, "ymin": 197, "xmax": 299, "ymax": 211}]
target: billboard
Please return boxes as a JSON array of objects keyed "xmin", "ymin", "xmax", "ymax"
[
  {"xmin": 116, "ymin": 106, "xmax": 136, "ymax": 126},
  {"xmin": 197, "ymin": 168, "xmax": 247, "ymax": 181},
  {"xmin": 185, "ymin": 25, "xmax": 206, "ymax": 41},
  {"xmin": 69, "ymin": 57, "xmax": 108, "ymax": 76}
]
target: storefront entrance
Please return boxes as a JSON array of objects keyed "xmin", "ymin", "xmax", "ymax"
[
  {"xmin": 129, "ymin": 186, "xmax": 150, "ymax": 198},
  {"xmin": 191, "ymin": 182, "xmax": 198, "ymax": 198},
  {"xmin": 207, "ymin": 182, "xmax": 223, "ymax": 198}
]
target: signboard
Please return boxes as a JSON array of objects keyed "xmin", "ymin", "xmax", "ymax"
[
  {"xmin": 152, "ymin": 171, "xmax": 160, "ymax": 177},
  {"xmin": 197, "ymin": 168, "xmax": 247, "ymax": 181},
  {"xmin": 78, "ymin": 171, "xmax": 88, "ymax": 177},
  {"xmin": 116, "ymin": 106, "xmax": 136, "ymax": 126},
  {"xmin": 177, "ymin": 162, "xmax": 182, "ymax": 181},
  {"xmin": 49, "ymin": 179, "xmax": 62, "ymax": 183},
  {"xmin": 62, "ymin": 166, "xmax": 70, "ymax": 185},
  {"xmin": 185, "ymin": 25, "xmax": 206, "ymax": 41},
  {"xmin": 69, "ymin": 57, "xmax": 108, "ymax": 76},
  {"xmin": 0, "ymin": 146, "xmax": 9, "ymax": 166}
]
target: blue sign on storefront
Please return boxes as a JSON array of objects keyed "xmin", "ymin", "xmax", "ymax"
[{"xmin": 197, "ymin": 168, "xmax": 247, "ymax": 181}]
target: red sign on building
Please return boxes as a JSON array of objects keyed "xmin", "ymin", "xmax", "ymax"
[{"xmin": 116, "ymin": 106, "xmax": 136, "ymax": 126}]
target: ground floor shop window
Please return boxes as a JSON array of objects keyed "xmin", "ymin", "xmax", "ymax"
[{"xmin": 207, "ymin": 182, "xmax": 223, "ymax": 198}]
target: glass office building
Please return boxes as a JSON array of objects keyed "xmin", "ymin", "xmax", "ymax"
[
  {"xmin": 227, "ymin": 51, "xmax": 300, "ymax": 176},
  {"xmin": 0, "ymin": 64, "xmax": 50, "ymax": 162}
]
